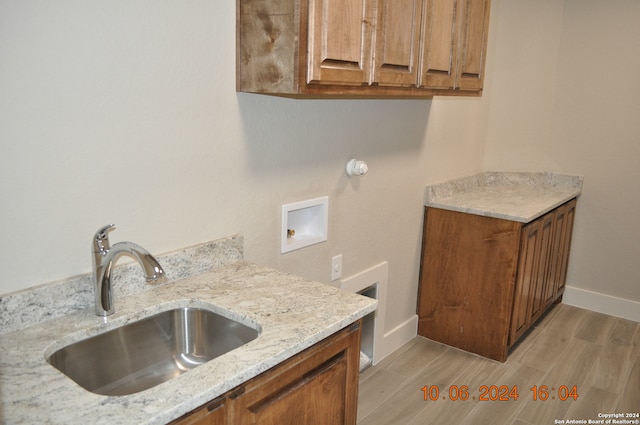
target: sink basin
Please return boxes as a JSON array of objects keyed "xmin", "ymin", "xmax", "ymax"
[{"xmin": 47, "ymin": 307, "xmax": 259, "ymax": 396}]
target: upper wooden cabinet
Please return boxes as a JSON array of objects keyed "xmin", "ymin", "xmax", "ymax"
[{"xmin": 237, "ymin": 0, "xmax": 491, "ymax": 98}]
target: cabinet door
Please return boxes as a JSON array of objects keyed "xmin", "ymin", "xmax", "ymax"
[
  {"xmin": 530, "ymin": 213, "xmax": 554, "ymax": 323},
  {"xmin": 371, "ymin": 0, "xmax": 424, "ymax": 87},
  {"xmin": 229, "ymin": 323, "xmax": 361, "ymax": 425},
  {"xmin": 419, "ymin": 0, "xmax": 458, "ymax": 89},
  {"xmin": 543, "ymin": 199, "xmax": 578, "ymax": 306},
  {"xmin": 554, "ymin": 199, "xmax": 577, "ymax": 299},
  {"xmin": 544, "ymin": 209, "xmax": 563, "ymax": 307},
  {"xmin": 419, "ymin": 0, "xmax": 490, "ymax": 90},
  {"xmin": 510, "ymin": 220, "xmax": 541, "ymax": 344},
  {"xmin": 307, "ymin": 0, "xmax": 373, "ymax": 85},
  {"xmin": 455, "ymin": 0, "xmax": 491, "ymax": 90},
  {"xmin": 170, "ymin": 397, "xmax": 226, "ymax": 425}
]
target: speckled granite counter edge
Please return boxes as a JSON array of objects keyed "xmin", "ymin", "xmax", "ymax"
[
  {"xmin": 424, "ymin": 171, "xmax": 584, "ymax": 222},
  {"xmin": 0, "ymin": 235, "xmax": 243, "ymax": 335}
]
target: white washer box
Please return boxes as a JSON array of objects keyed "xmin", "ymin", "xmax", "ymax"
[{"xmin": 281, "ymin": 196, "xmax": 328, "ymax": 253}]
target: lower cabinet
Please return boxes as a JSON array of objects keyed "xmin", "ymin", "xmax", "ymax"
[
  {"xmin": 417, "ymin": 199, "xmax": 577, "ymax": 362},
  {"xmin": 170, "ymin": 321, "xmax": 362, "ymax": 425}
]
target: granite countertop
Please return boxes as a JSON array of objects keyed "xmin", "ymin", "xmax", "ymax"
[
  {"xmin": 0, "ymin": 261, "xmax": 377, "ymax": 424},
  {"xmin": 424, "ymin": 171, "xmax": 583, "ymax": 223}
]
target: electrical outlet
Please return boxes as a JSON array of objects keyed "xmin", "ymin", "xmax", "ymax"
[{"xmin": 331, "ymin": 254, "xmax": 343, "ymax": 281}]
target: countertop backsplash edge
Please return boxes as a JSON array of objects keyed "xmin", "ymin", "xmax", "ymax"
[
  {"xmin": 0, "ymin": 235, "xmax": 243, "ymax": 335},
  {"xmin": 425, "ymin": 171, "xmax": 584, "ymax": 203}
]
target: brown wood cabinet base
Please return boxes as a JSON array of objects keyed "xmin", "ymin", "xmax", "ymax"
[
  {"xmin": 417, "ymin": 199, "xmax": 577, "ymax": 362},
  {"xmin": 170, "ymin": 321, "xmax": 362, "ymax": 425}
]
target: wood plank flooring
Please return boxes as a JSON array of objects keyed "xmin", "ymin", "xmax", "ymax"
[{"xmin": 358, "ymin": 304, "xmax": 640, "ymax": 425}]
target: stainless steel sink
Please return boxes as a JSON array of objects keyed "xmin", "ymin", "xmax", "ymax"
[{"xmin": 47, "ymin": 307, "xmax": 259, "ymax": 396}]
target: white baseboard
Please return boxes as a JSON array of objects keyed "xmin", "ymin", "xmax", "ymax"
[
  {"xmin": 377, "ymin": 314, "xmax": 418, "ymax": 364},
  {"xmin": 563, "ymin": 285, "xmax": 640, "ymax": 323}
]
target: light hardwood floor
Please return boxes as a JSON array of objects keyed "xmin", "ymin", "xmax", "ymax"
[{"xmin": 357, "ymin": 304, "xmax": 640, "ymax": 425}]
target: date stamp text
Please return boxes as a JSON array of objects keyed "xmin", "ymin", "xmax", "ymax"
[{"xmin": 420, "ymin": 384, "xmax": 579, "ymax": 401}]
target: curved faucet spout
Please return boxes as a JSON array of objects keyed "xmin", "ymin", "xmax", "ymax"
[{"xmin": 93, "ymin": 225, "xmax": 165, "ymax": 316}]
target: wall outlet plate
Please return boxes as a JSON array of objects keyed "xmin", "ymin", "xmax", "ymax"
[{"xmin": 331, "ymin": 254, "xmax": 343, "ymax": 281}]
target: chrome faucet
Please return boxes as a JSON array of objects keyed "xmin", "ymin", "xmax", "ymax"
[{"xmin": 92, "ymin": 224, "xmax": 165, "ymax": 316}]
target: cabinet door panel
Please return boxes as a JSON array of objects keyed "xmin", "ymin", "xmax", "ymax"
[
  {"xmin": 456, "ymin": 0, "xmax": 490, "ymax": 90},
  {"xmin": 530, "ymin": 214, "xmax": 553, "ymax": 323},
  {"xmin": 372, "ymin": 0, "xmax": 423, "ymax": 87},
  {"xmin": 545, "ymin": 209, "xmax": 565, "ymax": 306},
  {"xmin": 230, "ymin": 323, "xmax": 360, "ymax": 425},
  {"xmin": 419, "ymin": 0, "xmax": 457, "ymax": 88},
  {"xmin": 307, "ymin": 0, "xmax": 373, "ymax": 85},
  {"xmin": 510, "ymin": 220, "xmax": 540, "ymax": 345},
  {"xmin": 238, "ymin": 356, "xmax": 347, "ymax": 424},
  {"xmin": 555, "ymin": 199, "xmax": 577, "ymax": 299},
  {"xmin": 170, "ymin": 397, "xmax": 226, "ymax": 425}
]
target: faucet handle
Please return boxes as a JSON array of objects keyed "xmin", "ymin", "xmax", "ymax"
[{"xmin": 94, "ymin": 224, "xmax": 116, "ymax": 253}]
